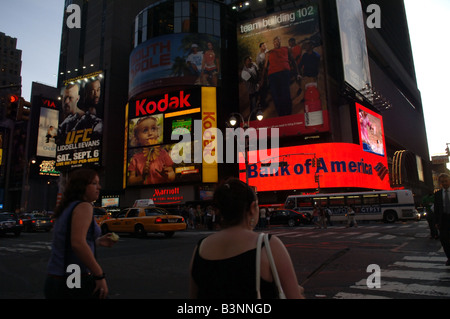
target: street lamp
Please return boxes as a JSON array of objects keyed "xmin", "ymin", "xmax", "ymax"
[
  {"xmin": 228, "ymin": 109, "xmax": 264, "ymax": 184},
  {"xmin": 228, "ymin": 109, "xmax": 263, "ymax": 128}
]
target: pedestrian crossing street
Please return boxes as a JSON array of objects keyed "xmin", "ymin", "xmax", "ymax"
[
  {"xmin": 333, "ymin": 254, "xmax": 450, "ymax": 299},
  {"xmin": 265, "ymin": 222, "xmax": 430, "ymax": 241}
]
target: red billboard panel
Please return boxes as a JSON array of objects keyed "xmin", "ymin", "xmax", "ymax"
[{"xmin": 239, "ymin": 143, "xmax": 391, "ymax": 192}]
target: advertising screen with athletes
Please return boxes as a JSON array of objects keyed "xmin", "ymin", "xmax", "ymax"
[
  {"xmin": 237, "ymin": 3, "xmax": 329, "ymax": 136},
  {"xmin": 56, "ymin": 71, "xmax": 104, "ymax": 170}
]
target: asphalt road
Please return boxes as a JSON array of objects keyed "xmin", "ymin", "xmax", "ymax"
[{"xmin": 0, "ymin": 219, "xmax": 448, "ymax": 300}]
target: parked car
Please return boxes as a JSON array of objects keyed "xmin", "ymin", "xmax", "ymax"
[
  {"xmin": 21, "ymin": 213, "xmax": 53, "ymax": 232},
  {"xmin": 100, "ymin": 206, "xmax": 186, "ymax": 238},
  {"xmin": 0, "ymin": 213, "xmax": 23, "ymax": 236},
  {"xmin": 269, "ymin": 209, "xmax": 310, "ymax": 227}
]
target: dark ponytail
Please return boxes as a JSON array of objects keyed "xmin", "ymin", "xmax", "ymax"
[{"xmin": 213, "ymin": 178, "xmax": 257, "ymax": 228}]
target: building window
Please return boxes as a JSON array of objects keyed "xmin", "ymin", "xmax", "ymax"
[{"xmin": 135, "ymin": 0, "xmax": 221, "ymax": 48}]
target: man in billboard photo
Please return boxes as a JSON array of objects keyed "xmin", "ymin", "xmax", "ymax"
[
  {"xmin": 186, "ymin": 44, "xmax": 203, "ymax": 82},
  {"xmin": 84, "ymin": 79, "xmax": 101, "ymax": 116},
  {"xmin": 57, "ymin": 83, "xmax": 84, "ymax": 144},
  {"xmin": 241, "ymin": 56, "xmax": 260, "ymax": 115},
  {"xmin": 260, "ymin": 35, "xmax": 297, "ymax": 117},
  {"xmin": 58, "ymin": 83, "xmax": 103, "ymax": 145},
  {"xmin": 256, "ymin": 42, "xmax": 268, "ymax": 71},
  {"xmin": 298, "ymin": 40, "xmax": 321, "ymax": 100},
  {"xmin": 256, "ymin": 42, "xmax": 268, "ymax": 110},
  {"xmin": 61, "ymin": 83, "xmax": 84, "ymax": 119},
  {"xmin": 288, "ymin": 38, "xmax": 304, "ymax": 97}
]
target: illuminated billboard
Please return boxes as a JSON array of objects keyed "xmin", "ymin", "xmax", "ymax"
[
  {"xmin": 129, "ymin": 33, "xmax": 221, "ymax": 98},
  {"xmin": 36, "ymin": 98, "xmax": 59, "ymax": 158},
  {"xmin": 56, "ymin": 71, "xmax": 104, "ymax": 169},
  {"xmin": 356, "ymin": 103, "xmax": 386, "ymax": 157},
  {"xmin": 237, "ymin": 4, "xmax": 329, "ymax": 136},
  {"xmin": 125, "ymin": 88, "xmax": 209, "ymax": 187},
  {"xmin": 239, "ymin": 142, "xmax": 391, "ymax": 192},
  {"xmin": 336, "ymin": 0, "xmax": 372, "ymax": 93}
]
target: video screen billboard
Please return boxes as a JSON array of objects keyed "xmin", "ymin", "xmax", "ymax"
[
  {"xmin": 129, "ymin": 33, "xmax": 221, "ymax": 98},
  {"xmin": 336, "ymin": 0, "xmax": 372, "ymax": 93},
  {"xmin": 125, "ymin": 88, "xmax": 204, "ymax": 187},
  {"xmin": 56, "ymin": 71, "xmax": 104, "ymax": 169},
  {"xmin": 237, "ymin": 3, "xmax": 329, "ymax": 136},
  {"xmin": 356, "ymin": 103, "xmax": 386, "ymax": 157}
]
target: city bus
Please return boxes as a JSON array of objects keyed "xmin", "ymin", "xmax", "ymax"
[{"xmin": 284, "ymin": 190, "xmax": 419, "ymax": 223}]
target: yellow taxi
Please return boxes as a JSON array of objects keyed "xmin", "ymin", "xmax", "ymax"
[{"xmin": 100, "ymin": 206, "xmax": 186, "ymax": 238}]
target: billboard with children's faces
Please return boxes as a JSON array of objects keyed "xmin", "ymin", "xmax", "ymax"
[
  {"xmin": 237, "ymin": 3, "xmax": 329, "ymax": 137},
  {"xmin": 126, "ymin": 88, "xmax": 202, "ymax": 187},
  {"xmin": 129, "ymin": 33, "xmax": 221, "ymax": 98},
  {"xmin": 56, "ymin": 71, "xmax": 104, "ymax": 170}
]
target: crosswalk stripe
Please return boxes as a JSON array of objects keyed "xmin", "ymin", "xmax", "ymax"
[
  {"xmin": 309, "ymin": 232, "xmax": 333, "ymax": 238},
  {"xmin": 378, "ymin": 235, "xmax": 396, "ymax": 240},
  {"xmin": 393, "ymin": 261, "xmax": 449, "ymax": 270},
  {"xmin": 308, "ymin": 232, "xmax": 338, "ymax": 238},
  {"xmin": 333, "ymin": 252, "xmax": 449, "ymax": 299},
  {"xmin": 274, "ymin": 231, "xmax": 301, "ymax": 237},
  {"xmin": 0, "ymin": 247, "xmax": 38, "ymax": 253},
  {"xmin": 333, "ymin": 292, "xmax": 391, "ymax": 299},
  {"xmin": 0, "ymin": 242, "xmax": 53, "ymax": 254},
  {"xmin": 355, "ymin": 232, "xmax": 380, "ymax": 239},
  {"xmin": 285, "ymin": 232, "xmax": 316, "ymax": 237},
  {"xmin": 381, "ymin": 269, "xmax": 450, "ymax": 281},
  {"xmin": 403, "ymin": 256, "xmax": 447, "ymax": 262},
  {"xmin": 351, "ymin": 279, "xmax": 450, "ymax": 297},
  {"xmin": 269, "ymin": 226, "xmax": 429, "ymax": 240},
  {"xmin": 334, "ymin": 232, "xmax": 360, "ymax": 239},
  {"xmin": 17, "ymin": 244, "xmax": 51, "ymax": 250}
]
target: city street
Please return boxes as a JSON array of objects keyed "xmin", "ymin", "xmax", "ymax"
[{"xmin": 0, "ymin": 220, "xmax": 448, "ymax": 299}]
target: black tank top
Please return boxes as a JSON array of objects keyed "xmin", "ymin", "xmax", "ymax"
[{"xmin": 191, "ymin": 236, "xmax": 278, "ymax": 299}]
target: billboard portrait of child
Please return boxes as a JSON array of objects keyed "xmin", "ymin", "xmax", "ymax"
[{"xmin": 127, "ymin": 116, "xmax": 175, "ymax": 185}]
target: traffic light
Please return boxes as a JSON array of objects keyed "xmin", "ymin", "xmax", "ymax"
[
  {"xmin": 6, "ymin": 94, "xmax": 19, "ymax": 119},
  {"xmin": 16, "ymin": 98, "xmax": 31, "ymax": 121}
]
